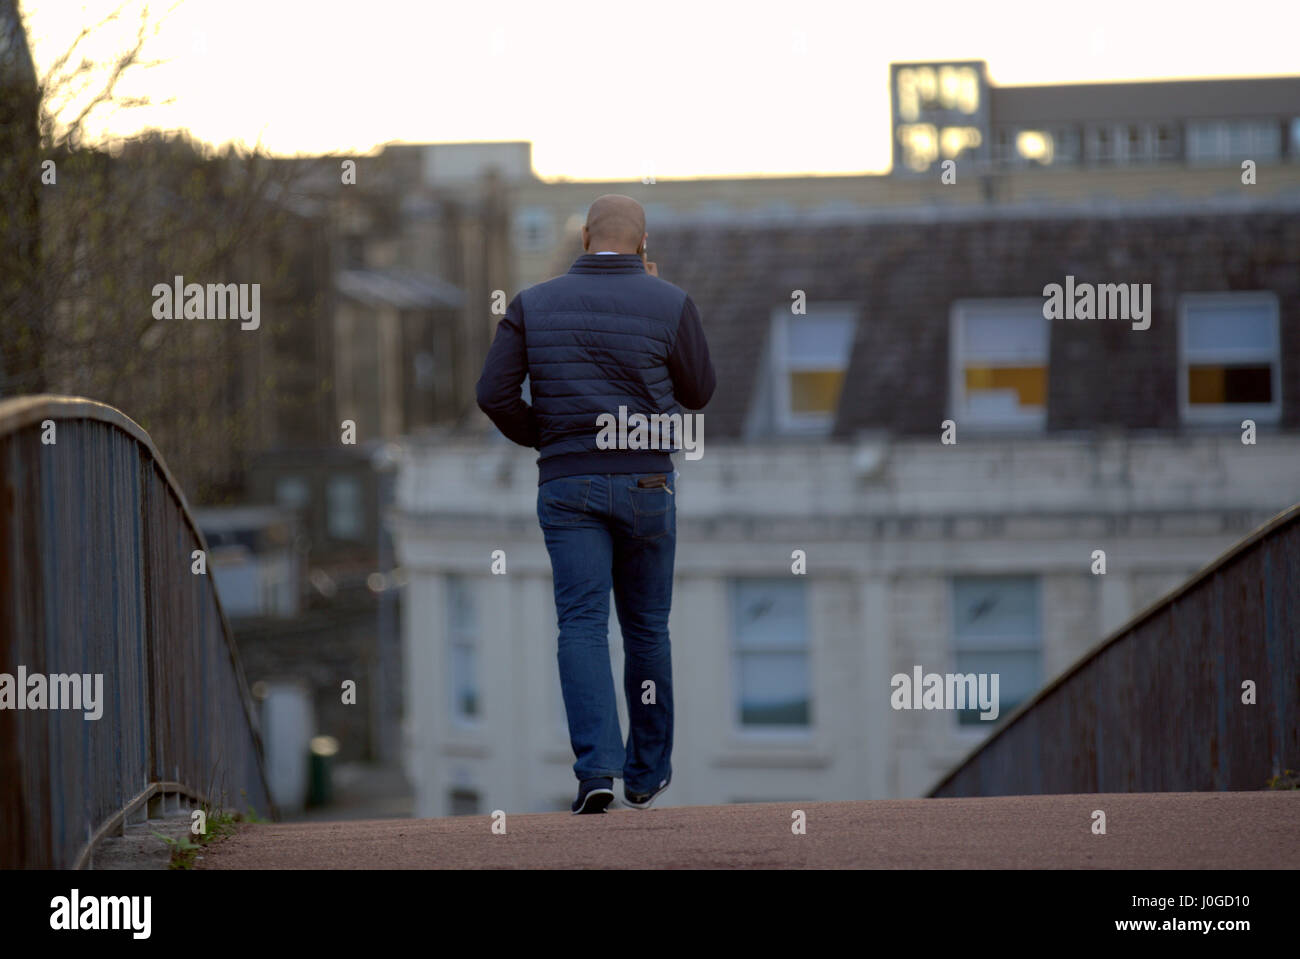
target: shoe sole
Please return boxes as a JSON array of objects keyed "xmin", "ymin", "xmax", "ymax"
[
  {"xmin": 622, "ymin": 781, "xmax": 670, "ymax": 810},
  {"xmin": 572, "ymin": 788, "xmax": 615, "ymax": 815}
]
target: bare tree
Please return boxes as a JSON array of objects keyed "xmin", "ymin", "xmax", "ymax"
[{"xmin": 2, "ymin": 1, "xmax": 337, "ymax": 501}]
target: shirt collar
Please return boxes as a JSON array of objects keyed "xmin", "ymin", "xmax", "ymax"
[{"xmin": 568, "ymin": 253, "xmax": 648, "ymax": 275}]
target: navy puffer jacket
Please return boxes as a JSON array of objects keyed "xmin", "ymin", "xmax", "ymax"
[{"xmin": 476, "ymin": 253, "xmax": 716, "ymax": 484}]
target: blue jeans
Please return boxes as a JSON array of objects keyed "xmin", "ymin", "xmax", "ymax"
[{"xmin": 537, "ymin": 471, "xmax": 676, "ymax": 792}]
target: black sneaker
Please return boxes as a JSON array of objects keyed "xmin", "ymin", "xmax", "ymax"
[
  {"xmin": 572, "ymin": 778, "xmax": 615, "ymax": 814},
  {"xmin": 623, "ymin": 777, "xmax": 670, "ymax": 810}
]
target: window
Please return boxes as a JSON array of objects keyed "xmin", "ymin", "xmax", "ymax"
[
  {"xmin": 512, "ymin": 206, "xmax": 555, "ymax": 253},
  {"xmin": 939, "ymin": 126, "xmax": 983, "ymax": 162},
  {"xmin": 1154, "ymin": 124, "xmax": 1179, "ymax": 162},
  {"xmin": 1188, "ymin": 120, "xmax": 1229, "ymax": 164},
  {"xmin": 731, "ymin": 580, "xmax": 811, "ymax": 729},
  {"xmin": 993, "ymin": 127, "xmax": 1015, "ymax": 165},
  {"xmin": 1179, "ymin": 293, "xmax": 1281, "ymax": 424},
  {"xmin": 950, "ymin": 300, "xmax": 1048, "ymax": 430},
  {"xmin": 1188, "ymin": 120, "xmax": 1281, "ymax": 165},
  {"xmin": 1087, "ymin": 124, "xmax": 1115, "ymax": 165},
  {"xmin": 1015, "ymin": 130, "xmax": 1054, "ymax": 166},
  {"xmin": 898, "ymin": 123, "xmax": 939, "ymax": 172},
  {"xmin": 1087, "ymin": 123, "xmax": 1152, "ymax": 165},
  {"xmin": 1050, "ymin": 126, "xmax": 1081, "ymax": 165},
  {"xmin": 1234, "ymin": 121, "xmax": 1281, "ymax": 161},
  {"xmin": 771, "ymin": 305, "xmax": 856, "ymax": 434},
  {"xmin": 895, "ymin": 64, "xmax": 981, "ymax": 120},
  {"xmin": 326, "ymin": 475, "xmax": 364, "ymax": 541},
  {"xmin": 275, "ymin": 476, "xmax": 310, "ymax": 510},
  {"xmin": 1126, "ymin": 124, "xmax": 1154, "ymax": 164},
  {"xmin": 446, "ymin": 575, "xmax": 480, "ymax": 722},
  {"xmin": 951, "ymin": 577, "xmax": 1042, "ymax": 726}
]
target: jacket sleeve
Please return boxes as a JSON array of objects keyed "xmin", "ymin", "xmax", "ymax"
[
  {"xmin": 475, "ymin": 294, "xmax": 540, "ymax": 449},
  {"xmin": 666, "ymin": 295, "xmax": 717, "ymax": 411}
]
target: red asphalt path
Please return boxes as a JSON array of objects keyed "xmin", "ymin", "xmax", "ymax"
[{"xmin": 196, "ymin": 791, "xmax": 1299, "ymax": 869}]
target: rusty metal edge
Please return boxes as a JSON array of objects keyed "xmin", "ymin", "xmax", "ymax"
[
  {"xmin": 925, "ymin": 499, "xmax": 1300, "ymax": 797},
  {"xmin": 72, "ymin": 781, "xmax": 209, "ymax": 871},
  {"xmin": 0, "ymin": 394, "xmax": 276, "ymax": 820}
]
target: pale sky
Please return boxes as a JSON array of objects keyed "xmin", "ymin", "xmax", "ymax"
[{"xmin": 21, "ymin": 0, "xmax": 1300, "ymax": 179}]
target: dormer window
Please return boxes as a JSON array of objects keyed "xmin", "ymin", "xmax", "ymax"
[{"xmin": 768, "ymin": 304, "xmax": 857, "ymax": 436}]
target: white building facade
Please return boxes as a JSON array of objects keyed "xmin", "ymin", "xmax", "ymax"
[{"xmin": 391, "ymin": 432, "xmax": 1298, "ymax": 816}]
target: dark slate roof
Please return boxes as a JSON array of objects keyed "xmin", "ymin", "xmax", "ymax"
[{"xmin": 645, "ymin": 201, "xmax": 1300, "ymax": 438}]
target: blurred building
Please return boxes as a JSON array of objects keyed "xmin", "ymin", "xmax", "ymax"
[
  {"xmin": 215, "ymin": 145, "xmax": 517, "ymax": 781},
  {"xmin": 394, "ymin": 166, "xmax": 1300, "ymax": 813},
  {"xmin": 889, "ymin": 60, "xmax": 1300, "ymax": 175},
  {"xmin": 314, "ymin": 142, "xmax": 517, "ymax": 435},
  {"xmin": 233, "ymin": 69, "xmax": 1297, "ymax": 812},
  {"xmin": 194, "ymin": 505, "xmax": 301, "ymax": 619},
  {"xmin": 220, "ymin": 445, "xmax": 404, "ymax": 765},
  {"xmin": 380, "ymin": 69, "xmax": 1300, "ymax": 811},
  {"xmin": 507, "ymin": 63, "xmax": 1300, "ymax": 288}
]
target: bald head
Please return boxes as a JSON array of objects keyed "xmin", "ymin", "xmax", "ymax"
[{"xmin": 583, "ymin": 194, "xmax": 647, "ymax": 254}]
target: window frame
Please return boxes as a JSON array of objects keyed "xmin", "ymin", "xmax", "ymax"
[
  {"xmin": 445, "ymin": 574, "xmax": 482, "ymax": 727},
  {"xmin": 729, "ymin": 578, "xmax": 813, "ymax": 737},
  {"xmin": 949, "ymin": 298, "xmax": 1050, "ymax": 432},
  {"xmin": 948, "ymin": 575, "xmax": 1044, "ymax": 734},
  {"xmin": 1051, "ymin": 125, "xmax": 1081, "ymax": 165},
  {"xmin": 770, "ymin": 303, "xmax": 858, "ymax": 436},
  {"xmin": 1177, "ymin": 291, "xmax": 1282, "ymax": 426},
  {"xmin": 325, "ymin": 474, "xmax": 365, "ymax": 542}
]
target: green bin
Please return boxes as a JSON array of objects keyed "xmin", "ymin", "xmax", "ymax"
[{"xmin": 308, "ymin": 735, "xmax": 339, "ymax": 807}]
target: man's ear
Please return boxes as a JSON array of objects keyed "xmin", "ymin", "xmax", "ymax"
[{"xmin": 581, "ymin": 225, "xmax": 590, "ymax": 251}]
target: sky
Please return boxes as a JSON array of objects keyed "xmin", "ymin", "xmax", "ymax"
[{"xmin": 20, "ymin": 0, "xmax": 1300, "ymax": 180}]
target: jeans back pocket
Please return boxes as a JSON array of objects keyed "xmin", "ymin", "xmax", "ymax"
[
  {"xmin": 540, "ymin": 477, "xmax": 593, "ymax": 527},
  {"xmin": 629, "ymin": 485, "xmax": 673, "ymax": 539}
]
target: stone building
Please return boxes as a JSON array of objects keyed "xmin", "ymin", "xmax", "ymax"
[{"xmin": 393, "ymin": 198, "xmax": 1300, "ymax": 815}]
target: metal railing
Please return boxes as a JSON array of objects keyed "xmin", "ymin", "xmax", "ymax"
[
  {"xmin": 930, "ymin": 503, "xmax": 1300, "ymax": 797},
  {"xmin": 0, "ymin": 395, "xmax": 273, "ymax": 867}
]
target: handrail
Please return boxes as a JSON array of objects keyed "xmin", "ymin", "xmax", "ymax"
[
  {"xmin": 929, "ymin": 501, "xmax": 1300, "ymax": 797},
  {"xmin": 0, "ymin": 394, "xmax": 274, "ymax": 867}
]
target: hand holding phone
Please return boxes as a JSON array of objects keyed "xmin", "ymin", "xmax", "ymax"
[{"xmin": 640, "ymin": 240, "xmax": 658, "ymax": 277}]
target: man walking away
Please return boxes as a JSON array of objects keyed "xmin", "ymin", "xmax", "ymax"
[{"xmin": 476, "ymin": 194, "xmax": 715, "ymax": 813}]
